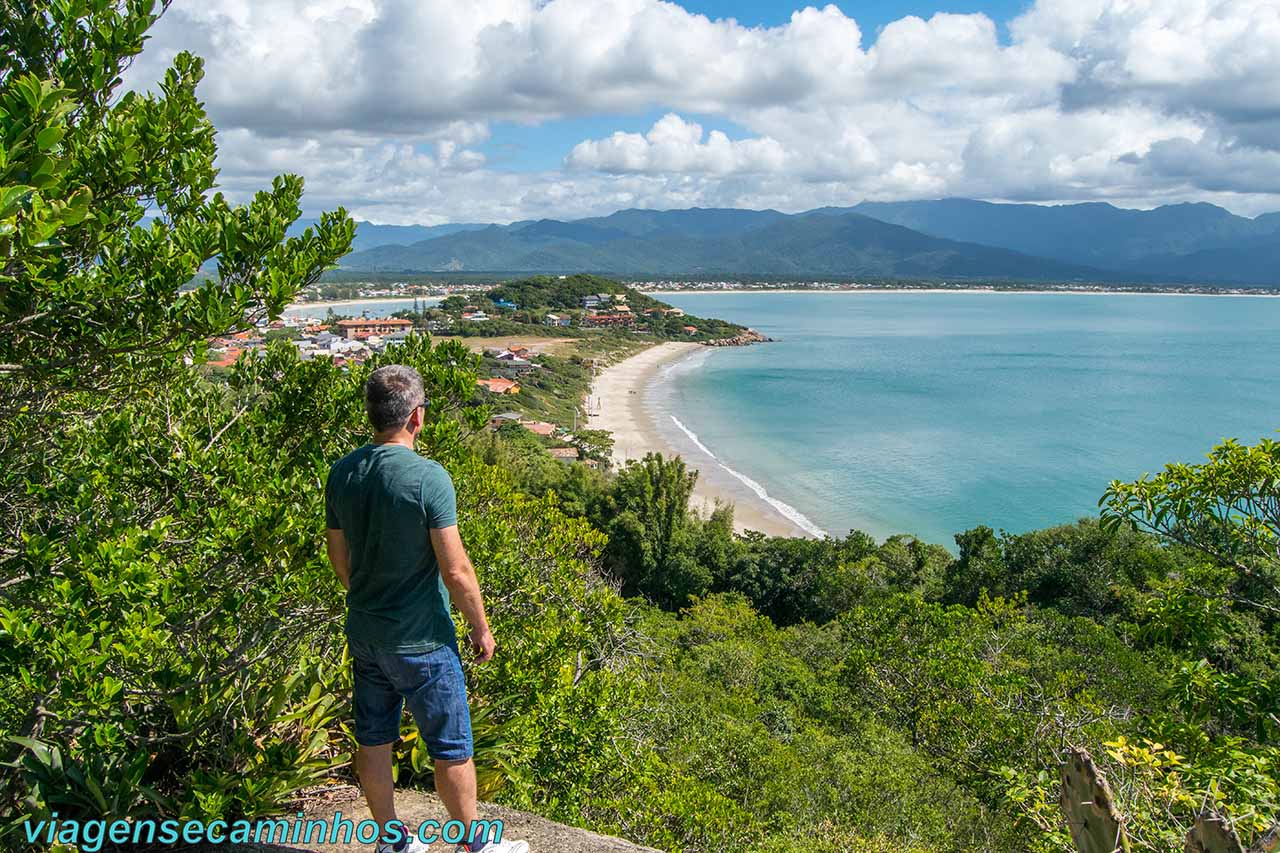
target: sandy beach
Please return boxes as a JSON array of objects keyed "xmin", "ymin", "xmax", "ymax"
[{"xmin": 588, "ymin": 342, "xmax": 814, "ymax": 539}]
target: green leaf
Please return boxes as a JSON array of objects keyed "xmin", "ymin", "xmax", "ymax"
[{"xmin": 35, "ymin": 126, "xmax": 65, "ymax": 151}]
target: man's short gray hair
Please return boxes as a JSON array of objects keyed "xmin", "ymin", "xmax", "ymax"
[{"xmin": 365, "ymin": 365, "xmax": 426, "ymax": 432}]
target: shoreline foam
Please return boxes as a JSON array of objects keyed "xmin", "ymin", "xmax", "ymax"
[
  {"xmin": 588, "ymin": 342, "xmax": 818, "ymax": 539},
  {"xmin": 668, "ymin": 415, "xmax": 827, "ymax": 539}
]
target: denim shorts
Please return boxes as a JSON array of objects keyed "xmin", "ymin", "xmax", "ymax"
[{"xmin": 348, "ymin": 638, "xmax": 474, "ymax": 761}]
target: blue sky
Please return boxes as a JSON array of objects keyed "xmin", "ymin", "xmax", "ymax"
[
  {"xmin": 483, "ymin": 112, "xmax": 748, "ymax": 172},
  {"xmin": 679, "ymin": 0, "xmax": 1030, "ymax": 36},
  {"xmin": 481, "ymin": 2, "xmax": 1033, "ymax": 172},
  {"xmin": 130, "ymin": 0, "xmax": 1280, "ymax": 223}
]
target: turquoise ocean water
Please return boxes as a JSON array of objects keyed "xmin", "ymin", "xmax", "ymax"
[{"xmin": 656, "ymin": 292, "xmax": 1280, "ymax": 546}]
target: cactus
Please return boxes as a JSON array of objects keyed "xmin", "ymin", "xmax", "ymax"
[
  {"xmin": 1057, "ymin": 748, "xmax": 1278, "ymax": 853},
  {"xmin": 1060, "ymin": 748, "xmax": 1132, "ymax": 853},
  {"xmin": 1185, "ymin": 814, "xmax": 1245, "ymax": 853},
  {"xmin": 1250, "ymin": 823, "xmax": 1279, "ymax": 853}
]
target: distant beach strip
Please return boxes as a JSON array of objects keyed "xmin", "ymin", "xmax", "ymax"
[{"xmin": 589, "ymin": 342, "xmax": 823, "ymax": 539}]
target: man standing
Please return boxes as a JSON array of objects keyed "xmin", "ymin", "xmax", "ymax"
[{"xmin": 325, "ymin": 365, "xmax": 527, "ymax": 853}]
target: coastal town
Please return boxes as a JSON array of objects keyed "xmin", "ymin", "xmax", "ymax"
[
  {"xmin": 204, "ymin": 286, "xmax": 714, "ymax": 371},
  {"xmin": 288, "ymin": 276, "xmax": 1280, "ymax": 302},
  {"xmin": 202, "ymin": 279, "xmax": 754, "ymax": 470},
  {"xmin": 210, "ymin": 315, "xmax": 620, "ymax": 469}
]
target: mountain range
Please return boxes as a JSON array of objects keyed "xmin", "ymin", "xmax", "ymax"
[
  {"xmin": 289, "ymin": 219, "xmax": 488, "ymax": 254},
  {"xmin": 330, "ymin": 200, "xmax": 1280, "ymax": 286},
  {"xmin": 842, "ymin": 200, "xmax": 1280, "ymax": 283}
]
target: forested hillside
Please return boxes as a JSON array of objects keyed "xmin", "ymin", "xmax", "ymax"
[
  {"xmin": 340, "ymin": 210, "xmax": 1107, "ymax": 281},
  {"xmin": 337, "ymin": 202, "xmax": 1280, "ymax": 287},
  {"xmin": 1, "ymin": 4, "xmax": 1276, "ymax": 853},
  {"xmin": 849, "ymin": 199, "xmax": 1280, "ymax": 284},
  {"xmin": 480, "ymin": 437, "xmax": 1280, "ymax": 851}
]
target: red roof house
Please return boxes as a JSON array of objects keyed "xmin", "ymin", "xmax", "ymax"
[{"xmin": 477, "ymin": 378, "xmax": 521, "ymax": 395}]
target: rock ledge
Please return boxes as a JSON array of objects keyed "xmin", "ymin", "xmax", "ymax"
[
  {"xmin": 705, "ymin": 328, "xmax": 773, "ymax": 346},
  {"xmin": 213, "ymin": 785, "xmax": 660, "ymax": 853}
]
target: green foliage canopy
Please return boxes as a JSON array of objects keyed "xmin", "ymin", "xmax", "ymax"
[
  {"xmin": 0, "ymin": 0, "xmax": 354, "ymax": 409},
  {"xmin": 1102, "ymin": 437, "xmax": 1280, "ymax": 618}
]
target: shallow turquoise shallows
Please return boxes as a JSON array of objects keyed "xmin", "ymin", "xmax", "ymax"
[{"xmin": 657, "ymin": 292, "xmax": 1280, "ymax": 547}]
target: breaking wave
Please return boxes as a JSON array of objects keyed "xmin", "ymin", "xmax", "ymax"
[{"xmin": 669, "ymin": 414, "xmax": 828, "ymax": 539}]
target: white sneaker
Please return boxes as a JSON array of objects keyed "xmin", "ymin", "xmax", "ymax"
[
  {"xmin": 454, "ymin": 840, "xmax": 529, "ymax": 853},
  {"xmin": 377, "ymin": 831, "xmax": 430, "ymax": 853}
]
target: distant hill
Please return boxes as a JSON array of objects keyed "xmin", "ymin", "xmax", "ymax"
[
  {"xmin": 570, "ymin": 207, "xmax": 788, "ymax": 238},
  {"xmin": 1254, "ymin": 211, "xmax": 1280, "ymax": 230},
  {"xmin": 341, "ymin": 208, "xmax": 1108, "ymax": 281},
  {"xmin": 335, "ymin": 201, "xmax": 1280, "ymax": 285},
  {"xmin": 1133, "ymin": 239, "xmax": 1280, "ymax": 285},
  {"xmin": 694, "ymin": 212, "xmax": 1104, "ymax": 279},
  {"xmin": 845, "ymin": 199, "xmax": 1280, "ymax": 282},
  {"xmin": 290, "ymin": 219, "xmax": 488, "ymax": 255}
]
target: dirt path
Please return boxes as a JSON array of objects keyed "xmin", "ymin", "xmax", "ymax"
[{"xmin": 436, "ymin": 336, "xmax": 578, "ymax": 356}]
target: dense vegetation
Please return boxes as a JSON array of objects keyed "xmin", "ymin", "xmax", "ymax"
[
  {"xmin": 388, "ymin": 273, "xmax": 749, "ymax": 341},
  {"xmin": 2, "ymin": 4, "xmax": 1276, "ymax": 852},
  {"xmin": 464, "ymin": 424, "xmax": 1280, "ymax": 849}
]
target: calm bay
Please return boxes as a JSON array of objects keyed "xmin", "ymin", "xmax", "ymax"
[{"xmin": 655, "ymin": 291, "xmax": 1280, "ymax": 546}]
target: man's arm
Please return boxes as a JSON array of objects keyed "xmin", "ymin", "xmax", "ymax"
[
  {"xmin": 430, "ymin": 525, "xmax": 495, "ymax": 663},
  {"xmin": 326, "ymin": 528, "xmax": 351, "ymax": 591}
]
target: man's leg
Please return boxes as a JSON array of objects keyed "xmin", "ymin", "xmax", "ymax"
[
  {"xmin": 350, "ymin": 640, "xmax": 408, "ymax": 842},
  {"xmin": 357, "ymin": 743, "xmax": 398, "ymax": 829},
  {"xmin": 434, "ymin": 758, "xmax": 481, "ymax": 841},
  {"xmin": 403, "ymin": 645, "xmax": 481, "ymax": 847}
]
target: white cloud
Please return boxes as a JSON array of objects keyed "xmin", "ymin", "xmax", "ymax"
[
  {"xmin": 958, "ymin": 107, "xmax": 1208, "ymax": 199},
  {"xmin": 566, "ymin": 114, "xmax": 790, "ymax": 175},
  {"xmin": 1013, "ymin": 0, "xmax": 1280, "ymax": 126},
  {"xmin": 121, "ymin": 0, "xmax": 1280, "ymax": 222},
  {"xmin": 1122, "ymin": 134, "xmax": 1280, "ymax": 195},
  {"xmin": 868, "ymin": 12, "xmax": 1073, "ymax": 102}
]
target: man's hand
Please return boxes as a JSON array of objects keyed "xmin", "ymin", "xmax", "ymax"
[{"xmin": 469, "ymin": 624, "xmax": 496, "ymax": 663}]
